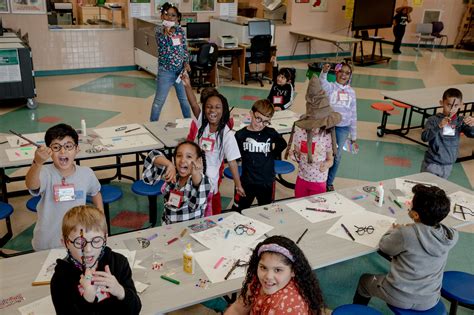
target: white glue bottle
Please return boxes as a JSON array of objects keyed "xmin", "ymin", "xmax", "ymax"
[
  {"xmin": 377, "ymin": 182, "xmax": 384, "ymax": 207},
  {"xmin": 80, "ymin": 119, "xmax": 87, "ymax": 137},
  {"xmin": 183, "ymin": 243, "xmax": 195, "ymax": 274}
]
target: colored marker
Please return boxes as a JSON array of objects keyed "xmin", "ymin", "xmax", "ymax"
[
  {"xmin": 115, "ymin": 126, "xmax": 127, "ymax": 132},
  {"xmin": 388, "ymin": 206, "xmax": 396, "ymax": 215},
  {"xmin": 213, "ymin": 256, "xmax": 225, "ymax": 269},
  {"xmin": 259, "ymin": 213, "xmax": 270, "ymax": 220},
  {"xmin": 167, "ymin": 237, "xmax": 179, "ymax": 245},
  {"xmin": 341, "ymin": 223, "xmax": 355, "ymax": 241},
  {"xmin": 351, "ymin": 195, "xmax": 367, "ymax": 200},
  {"xmin": 125, "ymin": 127, "xmax": 141, "ymax": 133},
  {"xmin": 279, "ymin": 123, "xmax": 288, "ymax": 127},
  {"xmin": 296, "ymin": 228, "xmax": 308, "ymax": 244},
  {"xmin": 305, "ymin": 207, "xmax": 336, "ymax": 214},
  {"xmin": 224, "ymin": 229, "xmax": 230, "ymax": 239},
  {"xmin": 146, "ymin": 233, "xmax": 158, "ymax": 241},
  {"xmin": 393, "ymin": 199, "xmax": 403, "ymax": 208},
  {"xmin": 0, "ymin": 141, "xmax": 8, "ymax": 145},
  {"xmin": 180, "ymin": 228, "xmax": 187, "ymax": 238},
  {"xmin": 160, "ymin": 275, "xmax": 180, "ymax": 285}
]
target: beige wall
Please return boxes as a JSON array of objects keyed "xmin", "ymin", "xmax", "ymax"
[{"xmin": 0, "ymin": 0, "xmax": 467, "ymax": 71}]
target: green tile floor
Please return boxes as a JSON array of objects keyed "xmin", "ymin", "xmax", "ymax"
[{"xmin": 71, "ymin": 74, "xmax": 156, "ymax": 98}]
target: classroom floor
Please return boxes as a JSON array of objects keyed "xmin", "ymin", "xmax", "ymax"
[{"xmin": 1, "ymin": 46, "xmax": 473, "ymax": 314}]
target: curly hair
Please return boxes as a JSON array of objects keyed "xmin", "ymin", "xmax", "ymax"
[
  {"xmin": 197, "ymin": 93, "xmax": 230, "ymax": 159},
  {"xmin": 174, "ymin": 140, "xmax": 207, "ymax": 174},
  {"xmin": 239, "ymin": 235, "xmax": 325, "ymax": 314},
  {"xmin": 411, "ymin": 184, "xmax": 450, "ymax": 226}
]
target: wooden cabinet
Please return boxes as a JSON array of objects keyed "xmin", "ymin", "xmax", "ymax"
[{"xmin": 78, "ymin": 6, "xmax": 107, "ymax": 24}]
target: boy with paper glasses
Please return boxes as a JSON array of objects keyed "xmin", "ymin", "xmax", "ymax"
[
  {"xmin": 51, "ymin": 206, "xmax": 141, "ymax": 314},
  {"xmin": 353, "ymin": 184, "xmax": 458, "ymax": 311},
  {"xmin": 26, "ymin": 123, "xmax": 103, "ymax": 251}
]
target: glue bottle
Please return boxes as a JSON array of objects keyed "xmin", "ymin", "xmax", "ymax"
[
  {"xmin": 183, "ymin": 243, "xmax": 195, "ymax": 274},
  {"xmin": 81, "ymin": 119, "xmax": 87, "ymax": 137},
  {"xmin": 377, "ymin": 182, "xmax": 384, "ymax": 207}
]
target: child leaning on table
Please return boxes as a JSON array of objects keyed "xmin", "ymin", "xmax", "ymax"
[
  {"xmin": 51, "ymin": 205, "xmax": 141, "ymax": 315},
  {"xmin": 353, "ymin": 184, "xmax": 458, "ymax": 311},
  {"xmin": 25, "ymin": 123, "xmax": 103, "ymax": 251},
  {"xmin": 421, "ymin": 88, "xmax": 474, "ymax": 179},
  {"xmin": 142, "ymin": 141, "xmax": 211, "ymax": 224},
  {"xmin": 225, "ymin": 235, "xmax": 325, "ymax": 315}
]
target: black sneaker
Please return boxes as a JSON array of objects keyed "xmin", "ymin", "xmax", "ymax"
[{"xmin": 326, "ymin": 185, "xmax": 335, "ymax": 192}]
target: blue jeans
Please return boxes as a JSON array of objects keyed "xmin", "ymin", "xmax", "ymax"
[
  {"xmin": 327, "ymin": 126, "xmax": 351, "ymax": 186},
  {"xmin": 150, "ymin": 68, "xmax": 191, "ymax": 121}
]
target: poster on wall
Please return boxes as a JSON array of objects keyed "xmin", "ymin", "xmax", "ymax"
[
  {"xmin": 10, "ymin": 0, "xmax": 46, "ymax": 13},
  {"xmin": 0, "ymin": 0, "xmax": 10, "ymax": 13},
  {"xmin": 154, "ymin": 0, "xmax": 178, "ymax": 15},
  {"xmin": 192, "ymin": 0, "xmax": 214, "ymax": 12},
  {"xmin": 130, "ymin": 0, "xmax": 151, "ymax": 17},
  {"xmin": 311, "ymin": 0, "xmax": 327, "ymax": 11},
  {"xmin": 344, "ymin": 0, "xmax": 354, "ymax": 20}
]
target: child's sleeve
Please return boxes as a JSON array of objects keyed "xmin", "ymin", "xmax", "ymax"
[
  {"xmin": 180, "ymin": 26, "xmax": 190, "ymax": 64},
  {"xmin": 187, "ymin": 175, "xmax": 211, "ymax": 213},
  {"xmin": 223, "ymin": 130, "xmax": 241, "ymax": 162},
  {"xmin": 281, "ymin": 84, "xmax": 294, "ymax": 110},
  {"xmin": 142, "ymin": 149, "xmax": 167, "ymax": 185},
  {"xmin": 421, "ymin": 116, "xmax": 441, "ymax": 142},
  {"xmin": 267, "ymin": 84, "xmax": 275, "ymax": 102},
  {"xmin": 349, "ymin": 89, "xmax": 357, "ymax": 141},
  {"xmin": 379, "ymin": 227, "xmax": 405, "ymax": 256},
  {"xmin": 114, "ymin": 255, "xmax": 142, "ymax": 314},
  {"xmin": 460, "ymin": 117, "xmax": 474, "ymax": 138},
  {"xmin": 29, "ymin": 166, "xmax": 50, "ymax": 196},
  {"xmin": 319, "ymin": 71, "xmax": 334, "ymax": 95},
  {"xmin": 50, "ymin": 265, "xmax": 83, "ymax": 314},
  {"xmin": 86, "ymin": 168, "xmax": 101, "ymax": 197}
]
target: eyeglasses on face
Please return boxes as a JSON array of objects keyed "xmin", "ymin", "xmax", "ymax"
[
  {"xmin": 234, "ymin": 224, "xmax": 256, "ymax": 235},
  {"xmin": 253, "ymin": 112, "xmax": 271, "ymax": 126},
  {"xmin": 354, "ymin": 225, "xmax": 374, "ymax": 235},
  {"xmin": 68, "ymin": 236, "xmax": 106, "ymax": 249},
  {"xmin": 50, "ymin": 142, "xmax": 76, "ymax": 152}
]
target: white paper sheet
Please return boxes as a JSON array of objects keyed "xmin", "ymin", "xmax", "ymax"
[
  {"xmin": 99, "ymin": 134, "xmax": 158, "ymax": 150},
  {"xmin": 394, "ymin": 178, "xmax": 437, "ymax": 204},
  {"xmin": 195, "ymin": 243, "xmax": 253, "ymax": 283},
  {"xmin": 448, "ymin": 191, "xmax": 474, "ymax": 222},
  {"xmin": 5, "ymin": 146, "xmax": 36, "ymax": 161},
  {"xmin": 175, "ymin": 118, "xmax": 193, "ymax": 128},
  {"xmin": 327, "ymin": 211, "xmax": 396, "ymax": 248},
  {"xmin": 18, "ymin": 296, "xmax": 55, "ymax": 315},
  {"xmin": 93, "ymin": 124, "xmax": 146, "ymax": 138},
  {"xmin": 32, "ymin": 249, "xmax": 66, "ymax": 285},
  {"xmin": 273, "ymin": 110, "xmax": 300, "ymax": 120},
  {"xmin": 6, "ymin": 132, "xmax": 45, "ymax": 147},
  {"xmin": 191, "ymin": 212, "xmax": 273, "ymax": 250},
  {"xmin": 287, "ymin": 192, "xmax": 367, "ymax": 223},
  {"xmin": 114, "ymin": 249, "xmax": 137, "ymax": 268},
  {"xmin": 272, "ymin": 118, "xmax": 296, "ymax": 132}
]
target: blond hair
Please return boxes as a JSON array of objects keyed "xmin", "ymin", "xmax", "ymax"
[
  {"xmin": 252, "ymin": 99, "xmax": 275, "ymax": 118},
  {"xmin": 62, "ymin": 205, "xmax": 107, "ymax": 241}
]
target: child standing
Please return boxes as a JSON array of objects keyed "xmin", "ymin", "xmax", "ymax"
[
  {"xmin": 421, "ymin": 88, "xmax": 474, "ymax": 179},
  {"xmin": 286, "ymin": 76, "xmax": 341, "ymax": 197},
  {"xmin": 234, "ymin": 99, "xmax": 287, "ymax": 210},
  {"xmin": 353, "ymin": 184, "xmax": 458, "ymax": 310},
  {"xmin": 392, "ymin": 1, "xmax": 412, "ymax": 54},
  {"xmin": 25, "ymin": 123, "xmax": 103, "ymax": 251},
  {"xmin": 224, "ymin": 235, "xmax": 325, "ymax": 315},
  {"xmin": 267, "ymin": 67, "xmax": 295, "ymax": 111},
  {"xmin": 320, "ymin": 62, "xmax": 357, "ymax": 191},
  {"xmin": 150, "ymin": 2, "xmax": 191, "ymax": 121},
  {"xmin": 142, "ymin": 141, "xmax": 211, "ymax": 224},
  {"xmin": 51, "ymin": 205, "xmax": 141, "ymax": 315}
]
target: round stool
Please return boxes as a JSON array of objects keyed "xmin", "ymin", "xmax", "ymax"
[
  {"xmin": 392, "ymin": 101, "xmax": 412, "ymax": 132},
  {"xmin": 441, "ymin": 271, "xmax": 474, "ymax": 315},
  {"xmin": 0, "ymin": 201, "xmax": 14, "ymax": 248},
  {"xmin": 332, "ymin": 304, "xmax": 382, "ymax": 315},
  {"xmin": 26, "ymin": 196, "xmax": 41, "ymax": 213},
  {"xmin": 223, "ymin": 160, "xmax": 295, "ymax": 179},
  {"xmin": 86, "ymin": 185, "xmax": 123, "ymax": 235},
  {"xmin": 371, "ymin": 102, "xmax": 394, "ymax": 137},
  {"xmin": 223, "ymin": 166, "xmax": 242, "ymax": 179},
  {"xmin": 131, "ymin": 180, "xmax": 164, "ymax": 227},
  {"xmin": 388, "ymin": 300, "xmax": 447, "ymax": 315}
]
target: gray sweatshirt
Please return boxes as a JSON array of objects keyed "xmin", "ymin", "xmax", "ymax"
[
  {"xmin": 421, "ymin": 113, "xmax": 474, "ymax": 165},
  {"xmin": 379, "ymin": 223, "xmax": 458, "ymax": 305}
]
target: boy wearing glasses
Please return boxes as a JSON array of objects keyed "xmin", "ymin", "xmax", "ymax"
[
  {"xmin": 233, "ymin": 99, "xmax": 287, "ymax": 211},
  {"xmin": 26, "ymin": 123, "xmax": 103, "ymax": 251},
  {"xmin": 353, "ymin": 184, "xmax": 458, "ymax": 311},
  {"xmin": 51, "ymin": 206, "xmax": 141, "ymax": 314}
]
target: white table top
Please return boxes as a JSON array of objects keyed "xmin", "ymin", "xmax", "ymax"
[
  {"xmin": 0, "ymin": 37, "xmax": 23, "ymax": 43},
  {"xmin": 290, "ymin": 30, "xmax": 362, "ymax": 44},
  {"xmin": 380, "ymin": 84, "xmax": 474, "ymax": 110}
]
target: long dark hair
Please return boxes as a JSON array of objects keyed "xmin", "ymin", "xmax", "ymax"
[
  {"xmin": 173, "ymin": 140, "xmax": 207, "ymax": 174},
  {"xmin": 240, "ymin": 235, "xmax": 325, "ymax": 314},
  {"xmin": 197, "ymin": 93, "xmax": 230, "ymax": 158}
]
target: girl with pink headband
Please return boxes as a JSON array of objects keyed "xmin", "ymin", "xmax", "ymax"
[{"xmin": 225, "ymin": 235, "xmax": 324, "ymax": 315}]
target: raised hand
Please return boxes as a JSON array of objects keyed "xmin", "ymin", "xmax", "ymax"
[
  {"xmin": 322, "ymin": 63, "xmax": 331, "ymax": 73},
  {"xmin": 464, "ymin": 115, "xmax": 474, "ymax": 126},
  {"xmin": 80, "ymin": 268, "xmax": 97, "ymax": 303},
  {"xmin": 93, "ymin": 265, "xmax": 125, "ymax": 300},
  {"xmin": 438, "ymin": 116, "xmax": 450, "ymax": 129},
  {"xmin": 163, "ymin": 161, "xmax": 176, "ymax": 183},
  {"xmin": 34, "ymin": 145, "xmax": 52, "ymax": 165}
]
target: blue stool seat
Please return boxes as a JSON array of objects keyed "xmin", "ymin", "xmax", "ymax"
[
  {"xmin": 332, "ymin": 304, "xmax": 382, "ymax": 315},
  {"xmin": 0, "ymin": 201, "xmax": 14, "ymax": 248},
  {"xmin": 86, "ymin": 185, "xmax": 123, "ymax": 236},
  {"xmin": 223, "ymin": 160, "xmax": 295, "ymax": 179},
  {"xmin": 441, "ymin": 271, "xmax": 474, "ymax": 315},
  {"xmin": 26, "ymin": 196, "xmax": 41, "ymax": 213},
  {"xmin": 131, "ymin": 180, "xmax": 164, "ymax": 227},
  {"xmin": 388, "ymin": 300, "xmax": 447, "ymax": 315}
]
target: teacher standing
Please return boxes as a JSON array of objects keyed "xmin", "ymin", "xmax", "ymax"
[{"xmin": 150, "ymin": 2, "xmax": 192, "ymax": 121}]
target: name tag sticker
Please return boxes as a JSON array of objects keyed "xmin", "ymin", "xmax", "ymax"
[{"xmin": 53, "ymin": 184, "xmax": 76, "ymax": 202}]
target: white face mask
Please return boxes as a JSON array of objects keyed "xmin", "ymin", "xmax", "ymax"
[{"xmin": 162, "ymin": 20, "xmax": 175, "ymax": 28}]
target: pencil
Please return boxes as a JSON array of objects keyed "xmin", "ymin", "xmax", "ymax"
[
  {"xmin": 296, "ymin": 228, "xmax": 308, "ymax": 244},
  {"xmin": 341, "ymin": 223, "xmax": 355, "ymax": 241},
  {"xmin": 180, "ymin": 228, "xmax": 187, "ymax": 238},
  {"xmin": 224, "ymin": 229, "xmax": 230, "ymax": 239},
  {"xmin": 393, "ymin": 199, "xmax": 402, "ymax": 208},
  {"xmin": 9, "ymin": 130, "xmax": 40, "ymax": 148},
  {"xmin": 167, "ymin": 237, "xmax": 179, "ymax": 245},
  {"xmin": 305, "ymin": 207, "xmax": 336, "ymax": 214},
  {"xmin": 160, "ymin": 275, "xmax": 180, "ymax": 285},
  {"xmin": 124, "ymin": 127, "xmax": 141, "ymax": 133},
  {"xmin": 0, "ymin": 140, "xmax": 7, "ymax": 145}
]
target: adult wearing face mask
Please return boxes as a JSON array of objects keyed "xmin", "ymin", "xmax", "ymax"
[{"xmin": 150, "ymin": 2, "xmax": 192, "ymax": 121}]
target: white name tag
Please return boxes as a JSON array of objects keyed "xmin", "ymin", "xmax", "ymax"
[{"xmin": 442, "ymin": 125, "xmax": 455, "ymax": 136}]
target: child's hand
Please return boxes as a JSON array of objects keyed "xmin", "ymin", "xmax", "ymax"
[
  {"xmin": 184, "ymin": 63, "xmax": 191, "ymax": 72},
  {"xmin": 235, "ymin": 185, "xmax": 246, "ymax": 197},
  {"xmin": 191, "ymin": 159, "xmax": 203, "ymax": 177},
  {"xmin": 464, "ymin": 116, "xmax": 474, "ymax": 126},
  {"xmin": 163, "ymin": 162, "xmax": 176, "ymax": 183},
  {"xmin": 439, "ymin": 117, "xmax": 450, "ymax": 128},
  {"xmin": 319, "ymin": 160, "xmax": 332, "ymax": 172},
  {"xmin": 181, "ymin": 71, "xmax": 192, "ymax": 88},
  {"xmin": 34, "ymin": 145, "xmax": 51, "ymax": 165},
  {"xmin": 274, "ymin": 107, "xmax": 282, "ymax": 111},
  {"xmin": 93, "ymin": 265, "xmax": 126, "ymax": 300},
  {"xmin": 322, "ymin": 63, "xmax": 331, "ymax": 73},
  {"xmin": 80, "ymin": 268, "xmax": 97, "ymax": 303}
]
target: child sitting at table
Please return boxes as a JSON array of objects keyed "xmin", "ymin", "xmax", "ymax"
[
  {"xmin": 142, "ymin": 141, "xmax": 211, "ymax": 224},
  {"xmin": 25, "ymin": 123, "xmax": 103, "ymax": 251},
  {"xmin": 267, "ymin": 66, "xmax": 296, "ymax": 111},
  {"xmin": 421, "ymin": 88, "xmax": 474, "ymax": 179},
  {"xmin": 233, "ymin": 99, "xmax": 287, "ymax": 211},
  {"xmin": 224, "ymin": 235, "xmax": 325, "ymax": 315},
  {"xmin": 51, "ymin": 205, "xmax": 141, "ymax": 315},
  {"xmin": 286, "ymin": 76, "xmax": 341, "ymax": 197},
  {"xmin": 353, "ymin": 184, "xmax": 458, "ymax": 310}
]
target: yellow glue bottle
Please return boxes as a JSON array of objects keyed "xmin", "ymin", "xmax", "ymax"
[{"xmin": 183, "ymin": 243, "xmax": 195, "ymax": 274}]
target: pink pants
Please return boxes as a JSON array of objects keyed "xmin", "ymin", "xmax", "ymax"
[{"xmin": 295, "ymin": 176, "xmax": 326, "ymax": 198}]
